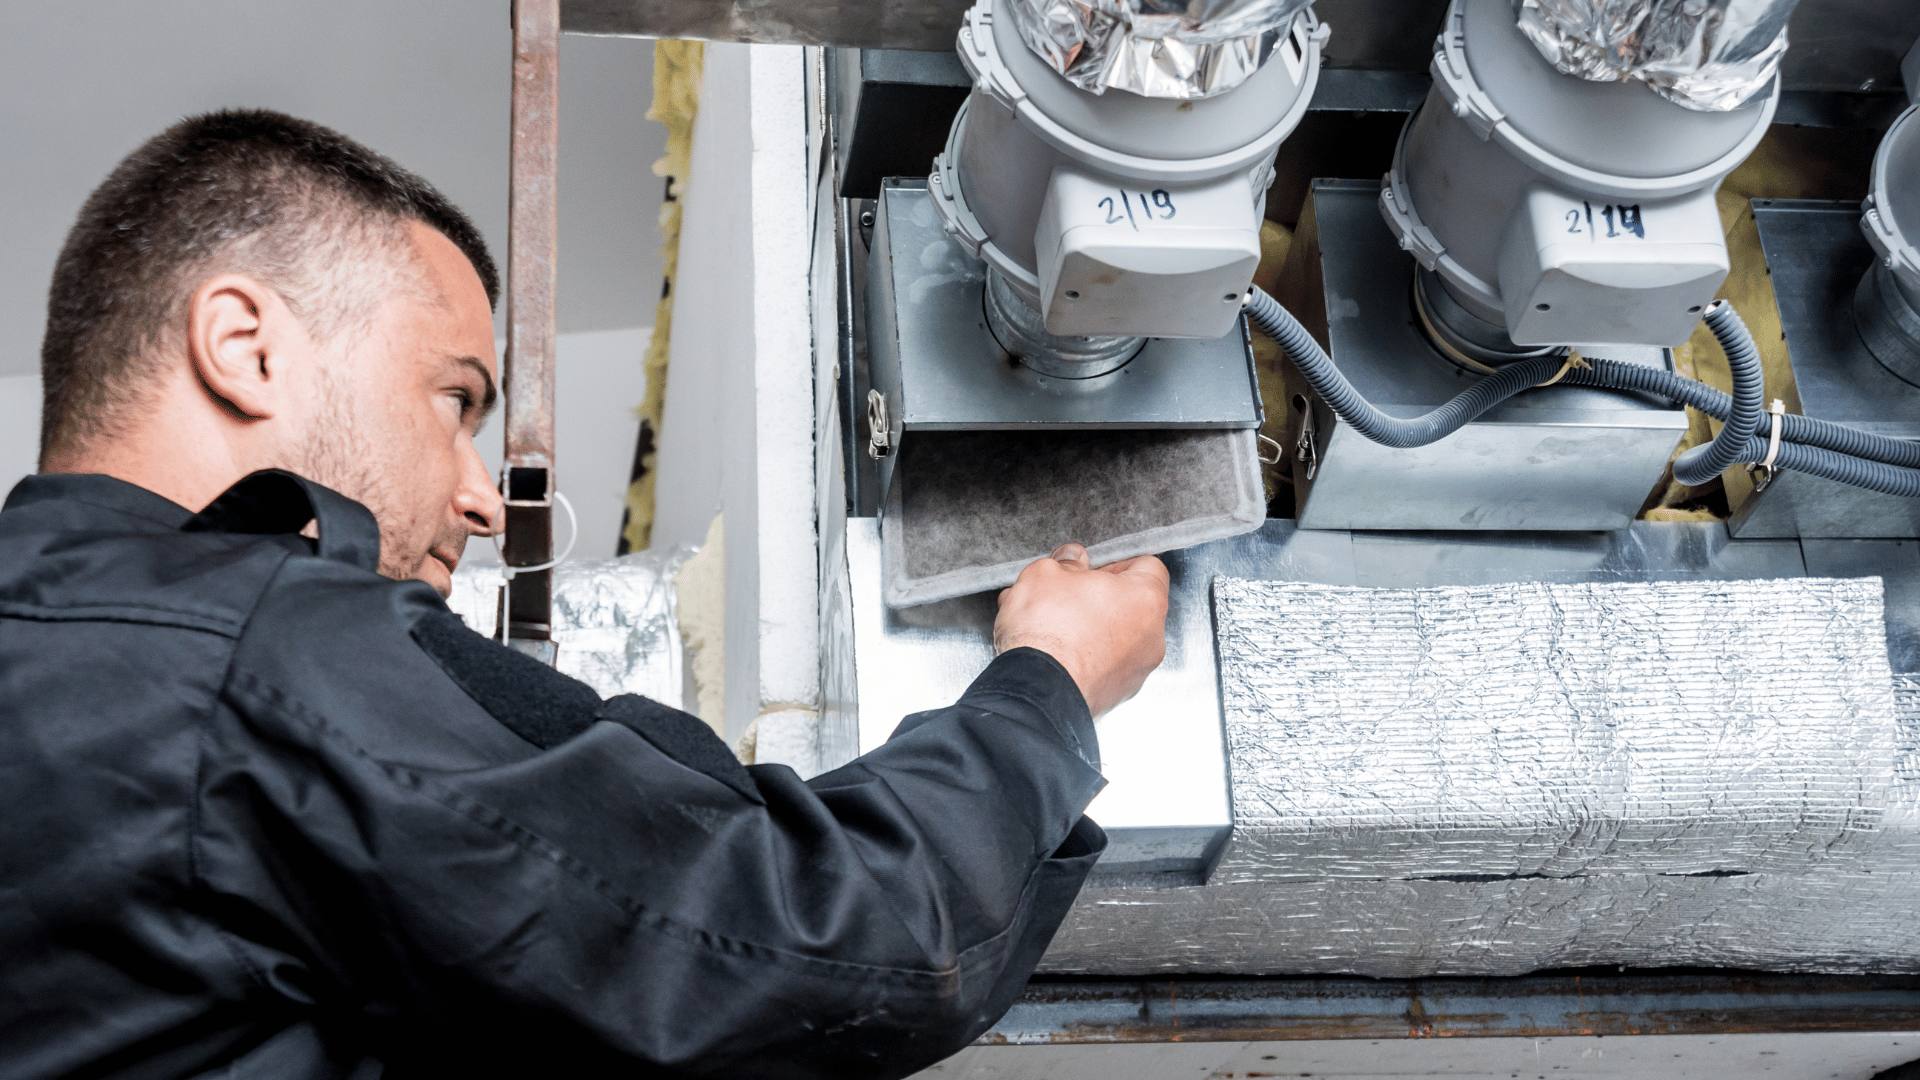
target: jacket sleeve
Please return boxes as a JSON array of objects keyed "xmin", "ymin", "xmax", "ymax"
[{"xmin": 210, "ymin": 563, "xmax": 1107, "ymax": 1079}]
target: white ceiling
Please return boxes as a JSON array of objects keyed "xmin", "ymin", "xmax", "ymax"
[{"xmin": 0, "ymin": 1, "xmax": 668, "ymax": 378}]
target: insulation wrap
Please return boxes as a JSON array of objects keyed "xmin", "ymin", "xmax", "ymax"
[
  {"xmin": 1513, "ymin": 0, "xmax": 1795, "ymax": 111},
  {"xmin": 447, "ymin": 552, "xmax": 688, "ymax": 707},
  {"xmin": 1213, "ymin": 576, "xmax": 1895, "ymax": 882},
  {"xmin": 1003, "ymin": 0, "xmax": 1313, "ymax": 99},
  {"xmin": 1036, "ymin": 577, "xmax": 1916, "ymax": 977}
]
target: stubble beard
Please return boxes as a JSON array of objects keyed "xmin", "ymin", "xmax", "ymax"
[{"xmin": 290, "ymin": 372, "xmax": 428, "ymax": 582}]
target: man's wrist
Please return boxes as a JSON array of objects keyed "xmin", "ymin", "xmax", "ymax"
[
  {"xmin": 995, "ymin": 633, "xmax": 1090, "ymax": 704},
  {"xmin": 961, "ymin": 647, "xmax": 1099, "ymax": 770}
]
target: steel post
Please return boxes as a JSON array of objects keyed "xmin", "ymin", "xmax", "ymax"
[{"xmin": 505, "ymin": 0, "xmax": 560, "ymax": 663}]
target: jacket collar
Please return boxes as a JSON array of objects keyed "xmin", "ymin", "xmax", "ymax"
[
  {"xmin": 3, "ymin": 473, "xmax": 193, "ymax": 531},
  {"xmin": 3, "ymin": 471, "xmax": 382, "ymax": 573}
]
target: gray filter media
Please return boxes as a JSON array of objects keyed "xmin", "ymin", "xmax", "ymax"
[
  {"xmin": 883, "ymin": 427, "xmax": 1263, "ymax": 606},
  {"xmin": 1037, "ymin": 577, "xmax": 1920, "ymax": 977}
]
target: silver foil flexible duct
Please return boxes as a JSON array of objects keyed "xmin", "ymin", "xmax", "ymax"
[
  {"xmin": 1035, "ymin": 577, "xmax": 1912, "ymax": 978},
  {"xmin": 1514, "ymin": 0, "xmax": 1796, "ymax": 111},
  {"xmin": 1004, "ymin": 0, "xmax": 1313, "ymax": 99},
  {"xmin": 447, "ymin": 552, "xmax": 689, "ymax": 707}
]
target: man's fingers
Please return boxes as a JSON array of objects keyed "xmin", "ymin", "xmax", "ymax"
[
  {"xmin": 1100, "ymin": 553, "xmax": 1171, "ymax": 586},
  {"xmin": 1051, "ymin": 543, "xmax": 1091, "ymax": 571}
]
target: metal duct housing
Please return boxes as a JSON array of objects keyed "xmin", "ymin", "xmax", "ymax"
[
  {"xmin": 931, "ymin": 0, "xmax": 1322, "ymax": 339},
  {"xmin": 1381, "ymin": 0, "xmax": 1778, "ymax": 349}
]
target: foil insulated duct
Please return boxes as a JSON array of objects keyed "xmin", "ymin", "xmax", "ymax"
[
  {"xmin": 447, "ymin": 552, "xmax": 689, "ymax": 707},
  {"xmin": 1513, "ymin": 0, "xmax": 1796, "ymax": 111},
  {"xmin": 1035, "ymin": 578, "xmax": 1915, "ymax": 978},
  {"xmin": 1211, "ymin": 577, "xmax": 1896, "ymax": 882},
  {"xmin": 1003, "ymin": 0, "xmax": 1313, "ymax": 98}
]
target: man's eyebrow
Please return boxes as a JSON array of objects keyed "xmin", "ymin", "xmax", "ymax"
[{"xmin": 456, "ymin": 355, "xmax": 499, "ymax": 421}]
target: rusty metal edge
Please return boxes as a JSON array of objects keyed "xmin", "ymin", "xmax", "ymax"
[
  {"xmin": 982, "ymin": 972, "xmax": 1920, "ymax": 1044},
  {"xmin": 505, "ymin": 0, "xmax": 560, "ymax": 651},
  {"xmin": 559, "ymin": 0, "xmax": 969, "ymax": 50}
]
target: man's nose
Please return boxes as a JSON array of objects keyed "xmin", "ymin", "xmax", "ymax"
[{"xmin": 453, "ymin": 438, "xmax": 504, "ymax": 537}]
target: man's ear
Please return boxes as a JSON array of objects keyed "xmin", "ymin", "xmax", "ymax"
[{"xmin": 187, "ymin": 274, "xmax": 301, "ymax": 421}]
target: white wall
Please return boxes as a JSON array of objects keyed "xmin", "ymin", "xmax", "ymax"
[
  {"xmin": 0, "ymin": 374, "xmax": 37, "ymax": 499},
  {"xmin": 648, "ymin": 44, "xmax": 751, "ymax": 555},
  {"xmin": 651, "ymin": 44, "xmax": 819, "ymax": 745},
  {"xmin": 1, "ymin": 330, "xmax": 649, "ymax": 568},
  {"xmin": 0, "ymin": 1, "xmax": 665, "ymax": 377}
]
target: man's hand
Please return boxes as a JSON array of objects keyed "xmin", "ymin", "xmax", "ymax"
[{"xmin": 994, "ymin": 544, "xmax": 1170, "ymax": 718}]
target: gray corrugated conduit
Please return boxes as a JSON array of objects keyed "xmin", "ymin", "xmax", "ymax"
[
  {"xmin": 1244, "ymin": 286, "xmax": 1920, "ymax": 498},
  {"xmin": 1666, "ymin": 301, "xmax": 1763, "ymax": 486},
  {"xmin": 1562, "ymin": 361, "xmax": 1920, "ymax": 469},
  {"xmin": 1243, "ymin": 286, "xmax": 1563, "ymax": 449}
]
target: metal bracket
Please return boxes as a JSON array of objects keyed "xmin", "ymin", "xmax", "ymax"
[
  {"xmin": 1380, "ymin": 171, "xmax": 1448, "ymax": 273},
  {"xmin": 1430, "ymin": 7, "xmax": 1504, "ymax": 141},
  {"xmin": 1865, "ymin": 193, "xmax": 1920, "ymax": 284}
]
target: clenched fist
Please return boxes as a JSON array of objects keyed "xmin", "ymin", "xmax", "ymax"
[{"xmin": 993, "ymin": 543, "xmax": 1170, "ymax": 717}]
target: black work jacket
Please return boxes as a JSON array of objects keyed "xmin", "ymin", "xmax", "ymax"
[{"xmin": 0, "ymin": 471, "xmax": 1107, "ymax": 1079}]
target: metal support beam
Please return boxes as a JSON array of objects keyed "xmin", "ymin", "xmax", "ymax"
[
  {"xmin": 504, "ymin": 0, "xmax": 560, "ymax": 663},
  {"xmin": 989, "ymin": 973, "xmax": 1920, "ymax": 1044},
  {"xmin": 557, "ymin": 0, "xmax": 1920, "ymax": 102}
]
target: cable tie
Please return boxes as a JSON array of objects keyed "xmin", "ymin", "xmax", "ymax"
[
  {"xmin": 1747, "ymin": 399, "xmax": 1786, "ymax": 493},
  {"xmin": 1535, "ymin": 350, "xmax": 1592, "ymax": 388}
]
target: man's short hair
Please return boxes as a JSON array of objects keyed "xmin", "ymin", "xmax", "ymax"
[{"xmin": 40, "ymin": 108, "xmax": 500, "ymax": 460}]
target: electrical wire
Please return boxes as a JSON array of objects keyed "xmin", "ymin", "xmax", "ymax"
[{"xmin": 1243, "ymin": 285, "xmax": 1920, "ymax": 499}]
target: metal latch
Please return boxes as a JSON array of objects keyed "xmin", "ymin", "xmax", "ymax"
[
  {"xmin": 1295, "ymin": 403, "xmax": 1320, "ymax": 481},
  {"xmin": 867, "ymin": 389, "xmax": 893, "ymax": 460}
]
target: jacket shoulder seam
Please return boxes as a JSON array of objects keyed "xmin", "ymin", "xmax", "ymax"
[
  {"xmin": 197, "ymin": 549, "xmax": 296, "ymax": 995},
  {"xmin": 0, "ymin": 599, "xmax": 246, "ymax": 637}
]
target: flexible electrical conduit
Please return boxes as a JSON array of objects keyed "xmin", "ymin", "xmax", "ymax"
[
  {"xmin": 1719, "ymin": 434, "xmax": 1920, "ymax": 498},
  {"xmin": 1667, "ymin": 301, "xmax": 1763, "ymax": 486},
  {"xmin": 1243, "ymin": 287, "xmax": 1563, "ymax": 448},
  {"xmin": 1562, "ymin": 360, "xmax": 1920, "ymax": 469},
  {"xmin": 1243, "ymin": 286, "xmax": 1920, "ymax": 499}
]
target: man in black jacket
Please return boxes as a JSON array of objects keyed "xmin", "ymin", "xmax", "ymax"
[{"xmin": 0, "ymin": 110, "xmax": 1169, "ymax": 1078}]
